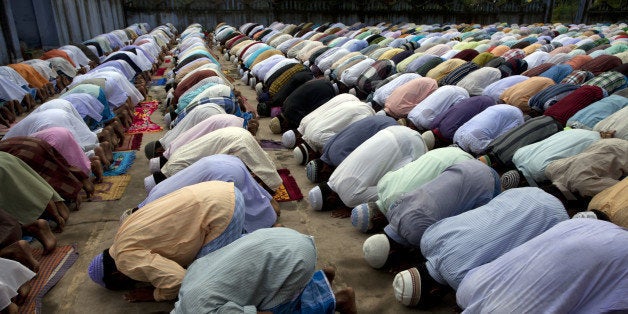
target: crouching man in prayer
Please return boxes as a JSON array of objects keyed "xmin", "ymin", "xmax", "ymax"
[
  {"xmin": 87, "ymin": 181, "xmax": 245, "ymax": 302},
  {"xmin": 172, "ymin": 227, "xmax": 357, "ymax": 314}
]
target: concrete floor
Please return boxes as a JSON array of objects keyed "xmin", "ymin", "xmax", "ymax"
[{"xmin": 40, "ymin": 50, "xmax": 456, "ymax": 313}]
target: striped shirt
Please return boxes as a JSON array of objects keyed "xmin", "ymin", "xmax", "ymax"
[
  {"xmin": 173, "ymin": 228, "xmax": 317, "ymax": 314},
  {"xmin": 421, "ymin": 187, "xmax": 568, "ymax": 289}
]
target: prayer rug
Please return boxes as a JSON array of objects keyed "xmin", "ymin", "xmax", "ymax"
[
  {"xmin": 127, "ymin": 101, "xmax": 163, "ymax": 134},
  {"xmin": 273, "ymin": 169, "xmax": 303, "ymax": 202},
  {"xmin": 260, "ymin": 139, "xmax": 285, "ymax": 151},
  {"xmin": 155, "ymin": 67, "xmax": 167, "ymax": 76},
  {"xmin": 79, "ymin": 175, "xmax": 131, "ymax": 201},
  {"xmin": 115, "ymin": 133, "xmax": 143, "ymax": 151},
  {"xmin": 103, "ymin": 152, "xmax": 136, "ymax": 176},
  {"xmin": 18, "ymin": 244, "xmax": 79, "ymax": 314},
  {"xmin": 150, "ymin": 78, "xmax": 167, "ymax": 86}
]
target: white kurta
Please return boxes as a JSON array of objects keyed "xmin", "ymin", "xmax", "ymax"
[
  {"xmin": 302, "ymin": 100, "xmax": 375, "ymax": 152},
  {"xmin": 161, "ymin": 127, "xmax": 282, "ymax": 191},
  {"xmin": 329, "ymin": 125, "xmax": 427, "ymax": 207}
]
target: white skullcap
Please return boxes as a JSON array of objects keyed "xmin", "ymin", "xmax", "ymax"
[
  {"xmin": 363, "ymin": 234, "xmax": 390, "ymax": 269},
  {"xmin": 324, "ymin": 69, "xmax": 332, "ymax": 79},
  {"xmin": 229, "ymin": 55, "xmax": 237, "ymax": 62},
  {"xmin": 239, "ymin": 68, "xmax": 244, "ymax": 76},
  {"xmin": 281, "ymin": 130, "xmax": 297, "ymax": 148},
  {"xmin": 332, "ymin": 82, "xmax": 339, "ymax": 94},
  {"xmin": 293, "ymin": 145, "xmax": 309, "ymax": 165},
  {"xmin": 148, "ymin": 157, "xmax": 161, "ymax": 173},
  {"xmin": 249, "ymin": 76, "xmax": 257, "ymax": 87},
  {"xmin": 308, "ymin": 186, "xmax": 323, "ymax": 211},
  {"xmin": 421, "ymin": 131, "xmax": 435, "ymax": 150},
  {"xmin": 393, "ymin": 268, "xmax": 422, "ymax": 307},
  {"xmin": 303, "ymin": 60, "xmax": 310, "ymax": 67},
  {"xmin": 144, "ymin": 175, "xmax": 157, "ymax": 194},
  {"xmin": 573, "ymin": 211, "xmax": 598, "ymax": 219},
  {"xmin": 255, "ymin": 82, "xmax": 264, "ymax": 94},
  {"xmin": 348, "ymin": 88, "xmax": 357, "ymax": 96}
]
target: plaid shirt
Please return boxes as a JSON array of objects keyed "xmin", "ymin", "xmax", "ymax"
[
  {"xmin": 502, "ymin": 48, "xmax": 526, "ymax": 62},
  {"xmin": 356, "ymin": 59, "xmax": 396, "ymax": 93},
  {"xmin": 583, "ymin": 71, "xmax": 627, "ymax": 94},
  {"xmin": 561, "ymin": 70, "xmax": 595, "ymax": 85}
]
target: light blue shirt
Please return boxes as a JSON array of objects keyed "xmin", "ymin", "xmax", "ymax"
[
  {"xmin": 173, "ymin": 228, "xmax": 316, "ymax": 314},
  {"xmin": 421, "ymin": 187, "xmax": 568, "ymax": 289},
  {"xmin": 457, "ymin": 219, "xmax": 628, "ymax": 313},
  {"xmin": 512, "ymin": 129, "xmax": 601, "ymax": 184},
  {"xmin": 139, "ymin": 154, "xmax": 276, "ymax": 233}
]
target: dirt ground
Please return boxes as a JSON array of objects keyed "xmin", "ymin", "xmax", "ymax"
[{"xmin": 40, "ymin": 48, "xmax": 456, "ymax": 313}]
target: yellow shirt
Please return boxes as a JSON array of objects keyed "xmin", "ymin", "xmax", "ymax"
[{"xmin": 109, "ymin": 181, "xmax": 235, "ymax": 301}]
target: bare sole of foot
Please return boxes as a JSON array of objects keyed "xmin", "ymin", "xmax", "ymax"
[
  {"xmin": 335, "ymin": 287, "xmax": 357, "ymax": 314},
  {"xmin": 323, "ymin": 265, "xmax": 336, "ymax": 284},
  {"xmin": 15, "ymin": 280, "xmax": 32, "ymax": 305},
  {"xmin": 23, "ymin": 219, "xmax": 57, "ymax": 255},
  {"xmin": 0, "ymin": 240, "xmax": 39, "ymax": 272},
  {"xmin": 55, "ymin": 202, "xmax": 70, "ymax": 222},
  {"xmin": 90, "ymin": 157, "xmax": 104, "ymax": 183}
]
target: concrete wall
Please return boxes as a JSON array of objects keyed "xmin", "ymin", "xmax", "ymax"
[
  {"xmin": 1, "ymin": 0, "xmax": 125, "ymax": 64},
  {"xmin": 124, "ymin": 0, "xmax": 548, "ymax": 31}
]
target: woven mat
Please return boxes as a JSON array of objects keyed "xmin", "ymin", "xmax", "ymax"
[
  {"xmin": 18, "ymin": 244, "xmax": 79, "ymax": 314},
  {"xmin": 79, "ymin": 174, "xmax": 131, "ymax": 201},
  {"xmin": 103, "ymin": 151, "xmax": 136, "ymax": 176},
  {"xmin": 115, "ymin": 133, "xmax": 143, "ymax": 151},
  {"xmin": 273, "ymin": 169, "xmax": 303, "ymax": 202},
  {"xmin": 126, "ymin": 101, "xmax": 163, "ymax": 134}
]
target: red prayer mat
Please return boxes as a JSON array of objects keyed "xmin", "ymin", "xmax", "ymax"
[
  {"xmin": 273, "ymin": 169, "xmax": 303, "ymax": 202},
  {"xmin": 18, "ymin": 244, "xmax": 79, "ymax": 314},
  {"xmin": 126, "ymin": 101, "xmax": 163, "ymax": 134}
]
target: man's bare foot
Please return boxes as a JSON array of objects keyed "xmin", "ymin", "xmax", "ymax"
[
  {"xmin": 23, "ymin": 219, "xmax": 57, "ymax": 255},
  {"xmin": 323, "ymin": 265, "xmax": 336, "ymax": 284},
  {"xmin": 82, "ymin": 177, "xmax": 94, "ymax": 200},
  {"xmin": 335, "ymin": 287, "xmax": 357, "ymax": 314},
  {"xmin": 15, "ymin": 280, "xmax": 32, "ymax": 305},
  {"xmin": 107, "ymin": 119, "xmax": 126, "ymax": 145},
  {"xmin": 55, "ymin": 202, "xmax": 70, "ymax": 222},
  {"xmin": 101, "ymin": 141, "xmax": 114, "ymax": 164},
  {"xmin": 2, "ymin": 302, "xmax": 18, "ymax": 314},
  {"xmin": 0, "ymin": 240, "xmax": 39, "ymax": 272},
  {"xmin": 45, "ymin": 201, "xmax": 65, "ymax": 233},
  {"xmin": 270, "ymin": 199, "xmax": 280, "ymax": 217},
  {"xmin": 90, "ymin": 157, "xmax": 104, "ymax": 183},
  {"xmin": 247, "ymin": 119, "xmax": 259, "ymax": 136},
  {"xmin": 272, "ymin": 222, "xmax": 284, "ymax": 227}
]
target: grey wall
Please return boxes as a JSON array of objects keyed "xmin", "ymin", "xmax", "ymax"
[{"xmin": 1, "ymin": 0, "xmax": 125, "ymax": 64}]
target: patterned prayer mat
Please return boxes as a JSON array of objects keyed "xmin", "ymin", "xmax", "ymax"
[
  {"xmin": 103, "ymin": 151, "xmax": 136, "ymax": 176},
  {"xmin": 273, "ymin": 169, "xmax": 303, "ymax": 202},
  {"xmin": 115, "ymin": 133, "xmax": 143, "ymax": 151},
  {"xmin": 19, "ymin": 244, "xmax": 79, "ymax": 314},
  {"xmin": 79, "ymin": 174, "xmax": 131, "ymax": 201},
  {"xmin": 127, "ymin": 101, "xmax": 163, "ymax": 134},
  {"xmin": 150, "ymin": 78, "xmax": 167, "ymax": 86},
  {"xmin": 260, "ymin": 139, "xmax": 286, "ymax": 151}
]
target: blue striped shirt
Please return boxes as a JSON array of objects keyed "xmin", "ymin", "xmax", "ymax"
[{"xmin": 421, "ymin": 187, "xmax": 568, "ymax": 289}]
